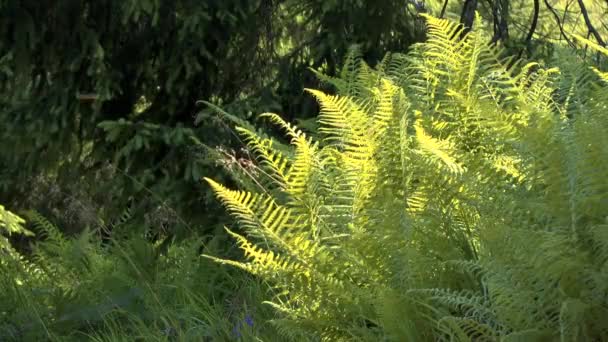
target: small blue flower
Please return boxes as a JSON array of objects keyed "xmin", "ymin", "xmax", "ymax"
[
  {"xmin": 232, "ymin": 314, "xmax": 254, "ymax": 338},
  {"xmin": 244, "ymin": 315, "xmax": 254, "ymax": 327}
]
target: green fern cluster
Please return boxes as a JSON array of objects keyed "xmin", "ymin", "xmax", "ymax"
[
  {"xmin": 0, "ymin": 209, "xmax": 282, "ymax": 341},
  {"xmin": 205, "ymin": 14, "xmax": 608, "ymax": 341}
]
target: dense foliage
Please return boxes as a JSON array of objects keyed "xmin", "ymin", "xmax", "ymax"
[
  {"xmin": 0, "ymin": 0, "xmax": 426, "ymax": 238},
  {"xmin": 4, "ymin": 0, "xmax": 605, "ymax": 238},
  {"xmin": 1, "ymin": 208, "xmax": 283, "ymax": 340},
  {"xmin": 2, "ymin": 1, "xmax": 608, "ymax": 341},
  {"xmin": 205, "ymin": 14, "xmax": 608, "ymax": 340}
]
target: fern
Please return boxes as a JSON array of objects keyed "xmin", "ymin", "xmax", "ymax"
[
  {"xmin": 0, "ymin": 205, "xmax": 33, "ymax": 256},
  {"xmin": 205, "ymin": 13, "xmax": 608, "ymax": 341}
]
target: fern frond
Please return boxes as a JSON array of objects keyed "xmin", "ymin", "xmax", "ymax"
[
  {"xmin": 23, "ymin": 210, "xmax": 65, "ymax": 247},
  {"xmin": 235, "ymin": 126, "xmax": 290, "ymax": 188},
  {"xmin": 305, "ymin": 89, "xmax": 373, "ymax": 157},
  {"xmin": 414, "ymin": 123, "xmax": 464, "ymax": 175},
  {"xmin": 203, "ymin": 13, "xmax": 608, "ymax": 341},
  {"xmin": 572, "ymin": 34, "xmax": 608, "ymax": 82},
  {"xmin": 437, "ymin": 316, "xmax": 498, "ymax": 342},
  {"xmin": 204, "ymin": 178, "xmax": 296, "ymax": 251}
]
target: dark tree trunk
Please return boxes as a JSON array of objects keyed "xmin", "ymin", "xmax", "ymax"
[
  {"xmin": 460, "ymin": 0, "xmax": 478, "ymax": 36},
  {"xmin": 490, "ymin": 0, "xmax": 510, "ymax": 44}
]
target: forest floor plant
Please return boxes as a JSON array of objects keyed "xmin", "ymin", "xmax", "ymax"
[
  {"xmin": 0, "ymin": 208, "xmax": 283, "ymax": 341},
  {"xmin": 2, "ymin": 13, "xmax": 608, "ymax": 342},
  {"xmin": 203, "ymin": 14, "xmax": 608, "ymax": 341}
]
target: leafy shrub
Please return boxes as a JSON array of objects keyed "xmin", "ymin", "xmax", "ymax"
[{"xmin": 204, "ymin": 14, "xmax": 608, "ymax": 341}]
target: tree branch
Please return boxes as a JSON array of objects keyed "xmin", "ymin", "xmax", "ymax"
[
  {"xmin": 577, "ymin": 0, "xmax": 606, "ymax": 46},
  {"xmin": 518, "ymin": 0, "xmax": 540, "ymax": 59},
  {"xmin": 544, "ymin": 0, "xmax": 575, "ymax": 48},
  {"xmin": 440, "ymin": 0, "xmax": 449, "ymax": 18}
]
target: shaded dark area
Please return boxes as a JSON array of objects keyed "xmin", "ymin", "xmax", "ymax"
[{"xmin": 0, "ymin": 0, "xmax": 426, "ymax": 239}]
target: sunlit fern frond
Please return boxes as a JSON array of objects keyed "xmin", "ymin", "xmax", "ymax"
[
  {"xmin": 235, "ymin": 125, "xmax": 290, "ymax": 188},
  {"xmin": 572, "ymin": 34, "xmax": 608, "ymax": 83},
  {"xmin": 261, "ymin": 113, "xmax": 328, "ymax": 235},
  {"xmin": 204, "ymin": 13, "xmax": 608, "ymax": 342},
  {"xmin": 259, "ymin": 113, "xmax": 321, "ymax": 197},
  {"xmin": 204, "ymin": 178, "xmax": 297, "ymax": 251},
  {"xmin": 414, "ymin": 122, "xmax": 464, "ymax": 175},
  {"xmin": 369, "ymin": 79, "xmax": 402, "ymax": 140},
  {"xmin": 203, "ymin": 228, "xmax": 304, "ymax": 277},
  {"xmin": 311, "ymin": 45, "xmax": 365, "ymax": 97},
  {"xmin": 306, "ymin": 89, "xmax": 381, "ymax": 218},
  {"xmin": 0, "ymin": 205, "xmax": 32, "ymax": 238},
  {"xmin": 305, "ymin": 89, "xmax": 373, "ymax": 156},
  {"xmin": 513, "ymin": 63, "xmax": 562, "ymax": 115}
]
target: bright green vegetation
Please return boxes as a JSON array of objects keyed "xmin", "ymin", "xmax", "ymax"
[
  {"xmin": 2, "ymin": 4, "xmax": 608, "ymax": 342},
  {"xmin": 203, "ymin": 15, "xmax": 608, "ymax": 340}
]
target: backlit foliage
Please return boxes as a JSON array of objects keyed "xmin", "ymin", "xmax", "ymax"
[{"xmin": 205, "ymin": 14, "xmax": 608, "ymax": 341}]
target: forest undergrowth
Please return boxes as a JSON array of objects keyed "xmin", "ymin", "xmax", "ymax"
[{"xmin": 2, "ymin": 14, "xmax": 608, "ymax": 341}]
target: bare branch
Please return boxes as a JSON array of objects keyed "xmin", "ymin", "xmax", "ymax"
[
  {"xmin": 518, "ymin": 0, "xmax": 540, "ymax": 59},
  {"xmin": 577, "ymin": 0, "xmax": 606, "ymax": 46},
  {"xmin": 440, "ymin": 0, "xmax": 449, "ymax": 18},
  {"xmin": 544, "ymin": 0, "xmax": 575, "ymax": 48}
]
